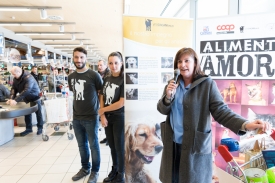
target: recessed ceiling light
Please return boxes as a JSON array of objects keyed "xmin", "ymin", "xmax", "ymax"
[
  {"xmin": 59, "ymin": 25, "xmax": 64, "ymax": 32},
  {"xmin": 40, "ymin": 9, "xmax": 47, "ymax": 19},
  {"xmin": 71, "ymin": 34, "xmax": 75, "ymax": 40}
]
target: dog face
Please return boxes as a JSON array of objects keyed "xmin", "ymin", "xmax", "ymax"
[
  {"xmin": 229, "ymin": 82, "xmax": 235, "ymax": 89},
  {"xmin": 126, "ymin": 57, "xmax": 137, "ymax": 68},
  {"xmin": 125, "ymin": 122, "xmax": 163, "ymax": 164}
]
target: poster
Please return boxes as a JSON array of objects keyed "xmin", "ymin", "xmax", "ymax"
[
  {"xmin": 196, "ymin": 12, "xmax": 275, "ymax": 173},
  {"xmin": 123, "ymin": 15, "xmax": 193, "ymax": 182}
]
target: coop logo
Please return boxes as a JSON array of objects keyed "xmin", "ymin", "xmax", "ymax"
[
  {"xmin": 145, "ymin": 18, "xmax": 152, "ymax": 31},
  {"xmin": 200, "ymin": 26, "xmax": 212, "ymax": 35},
  {"xmin": 240, "ymin": 26, "xmax": 259, "ymax": 33},
  {"xmin": 216, "ymin": 24, "xmax": 235, "ymax": 34}
]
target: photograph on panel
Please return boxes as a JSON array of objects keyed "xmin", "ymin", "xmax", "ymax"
[
  {"xmin": 161, "ymin": 57, "xmax": 173, "ymax": 68},
  {"xmin": 241, "ymin": 80, "xmax": 269, "ymax": 106},
  {"xmin": 126, "ymin": 88, "xmax": 138, "ymax": 100},
  {"xmin": 125, "ymin": 118, "xmax": 163, "ymax": 183},
  {"xmin": 269, "ymin": 81, "xmax": 275, "ymax": 105},
  {"xmin": 126, "ymin": 72, "xmax": 138, "ymax": 84},
  {"xmin": 125, "ymin": 56, "xmax": 138, "ymax": 69},
  {"xmin": 215, "ymin": 80, "xmax": 241, "ymax": 104},
  {"xmin": 161, "ymin": 72, "xmax": 173, "ymax": 84}
]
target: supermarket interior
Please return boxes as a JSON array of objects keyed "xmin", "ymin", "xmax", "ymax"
[{"xmin": 1, "ymin": 0, "xmax": 275, "ymax": 183}]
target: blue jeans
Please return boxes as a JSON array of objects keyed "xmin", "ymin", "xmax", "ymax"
[
  {"xmin": 25, "ymin": 100, "xmax": 43, "ymax": 130},
  {"xmin": 73, "ymin": 117, "xmax": 100, "ymax": 172},
  {"xmin": 105, "ymin": 113, "xmax": 124, "ymax": 173}
]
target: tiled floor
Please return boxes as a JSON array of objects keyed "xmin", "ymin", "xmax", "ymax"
[{"xmin": 0, "ymin": 125, "xmax": 111, "ymax": 183}]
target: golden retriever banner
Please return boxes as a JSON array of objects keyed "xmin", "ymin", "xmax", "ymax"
[{"xmin": 123, "ymin": 15, "xmax": 193, "ymax": 183}]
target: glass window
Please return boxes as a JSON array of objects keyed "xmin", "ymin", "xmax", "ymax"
[
  {"xmin": 241, "ymin": 0, "xmax": 275, "ymax": 14},
  {"xmin": 197, "ymin": 0, "xmax": 228, "ymax": 18}
]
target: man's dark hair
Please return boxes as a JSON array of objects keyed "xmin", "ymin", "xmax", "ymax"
[
  {"xmin": 32, "ymin": 66, "xmax": 37, "ymax": 69},
  {"xmin": 73, "ymin": 47, "xmax": 87, "ymax": 56}
]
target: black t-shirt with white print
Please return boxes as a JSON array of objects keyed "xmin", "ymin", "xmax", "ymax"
[
  {"xmin": 100, "ymin": 75, "xmax": 124, "ymax": 114},
  {"xmin": 68, "ymin": 69, "xmax": 103, "ymax": 120}
]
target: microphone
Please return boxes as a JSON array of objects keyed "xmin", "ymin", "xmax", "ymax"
[{"xmin": 173, "ymin": 69, "xmax": 180, "ymax": 84}]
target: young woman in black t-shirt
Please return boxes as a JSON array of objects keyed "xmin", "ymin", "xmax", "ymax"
[{"xmin": 99, "ymin": 52, "xmax": 125, "ymax": 183}]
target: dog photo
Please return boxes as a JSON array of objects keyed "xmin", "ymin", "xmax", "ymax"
[
  {"xmin": 125, "ymin": 121, "xmax": 163, "ymax": 183},
  {"xmin": 215, "ymin": 80, "xmax": 241, "ymax": 104},
  {"xmin": 161, "ymin": 57, "xmax": 173, "ymax": 68},
  {"xmin": 161, "ymin": 72, "xmax": 173, "ymax": 84},
  {"xmin": 125, "ymin": 56, "xmax": 138, "ymax": 69},
  {"xmin": 126, "ymin": 72, "xmax": 138, "ymax": 84},
  {"xmin": 126, "ymin": 88, "xmax": 138, "ymax": 100}
]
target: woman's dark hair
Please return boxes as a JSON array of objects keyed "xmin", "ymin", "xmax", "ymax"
[
  {"xmin": 73, "ymin": 47, "xmax": 87, "ymax": 56},
  {"xmin": 108, "ymin": 51, "xmax": 124, "ymax": 77},
  {"xmin": 173, "ymin": 47, "xmax": 204, "ymax": 81}
]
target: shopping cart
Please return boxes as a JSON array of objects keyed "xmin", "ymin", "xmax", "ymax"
[
  {"xmin": 218, "ymin": 145, "xmax": 267, "ymax": 183},
  {"xmin": 41, "ymin": 92, "xmax": 74, "ymax": 141}
]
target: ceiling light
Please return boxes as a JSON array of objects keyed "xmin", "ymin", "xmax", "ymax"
[
  {"xmin": 40, "ymin": 9, "xmax": 47, "ymax": 19},
  {"xmin": 46, "ymin": 44, "xmax": 93, "ymax": 47},
  {"xmin": 0, "ymin": 7, "xmax": 31, "ymax": 11},
  {"xmin": 0, "ymin": 22, "xmax": 74, "ymax": 27},
  {"xmin": 32, "ymin": 38, "xmax": 90, "ymax": 41},
  {"xmin": 0, "ymin": 23, "xmax": 20, "ymax": 26},
  {"xmin": 16, "ymin": 32, "xmax": 65, "ymax": 35},
  {"xmin": 71, "ymin": 34, "xmax": 75, "ymax": 40},
  {"xmin": 21, "ymin": 23, "xmax": 52, "ymax": 26},
  {"xmin": 59, "ymin": 25, "xmax": 64, "ymax": 32},
  {"xmin": 16, "ymin": 31, "xmax": 82, "ymax": 36}
]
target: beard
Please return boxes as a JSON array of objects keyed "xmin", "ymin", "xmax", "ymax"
[{"xmin": 74, "ymin": 61, "xmax": 86, "ymax": 69}]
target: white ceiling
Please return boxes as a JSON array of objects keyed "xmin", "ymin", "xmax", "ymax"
[
  {"xmin": 1, "ymin": 0, "xmax": 272, "ymax": 63},
  {"xmin": 0, "ymin": 0, "xmax": 125, "ymax": 62}
]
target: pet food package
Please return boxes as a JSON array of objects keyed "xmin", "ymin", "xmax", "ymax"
[
  {"xmin": 244, "ymin": 138, "xmax": 267, "ymax": 170},
  {"xmin": 262, "ymin": 147, "xmax": 275, "ymax": 169}
]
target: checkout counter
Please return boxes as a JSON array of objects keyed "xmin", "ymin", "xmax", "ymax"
[{"xmin": 0, "ymin": 102, "xmax": 38, "ymax": 146}]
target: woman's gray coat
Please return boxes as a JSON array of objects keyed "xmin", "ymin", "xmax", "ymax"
[{"xmin": 157, "ymin": 76, "xmax": 247, "ymax": 183}]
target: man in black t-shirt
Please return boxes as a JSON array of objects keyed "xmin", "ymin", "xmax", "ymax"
[{"xmin": 68, "ymin": 47, "xmax": 103, "ymax": 183}]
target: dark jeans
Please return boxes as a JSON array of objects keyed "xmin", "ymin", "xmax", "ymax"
[
  {"xmin": 25, "ymin": 100, "xmax": 43, "ymax": 130},
  {"xmin": 105, "ymin": 113, "xmax": 125, "ymax": 173},
  {"xmin": 73, "ymin": 118, "xmax": 100, "ymax": 172},
  {"xmin": 172, "ymin": 142, "xmax": 181, "ymax": 183}
]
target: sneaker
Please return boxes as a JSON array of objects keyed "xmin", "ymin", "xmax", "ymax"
[
  {"xmin": 87, "ymin": 171, "xmax": 99, "ymax": 183},
  {"xmin": 20, "ymin": 129, "xmax": 33, "ymax": 136},
  {"xmin": 111, "ymin": 172, "xmax": 124, "ymax": 183},
  {"xmin": 103, "ymin": 166, "xmax": 117, "ymax": 183},
  {"xmin": 37, "ymin": 129, "xmax": 43, "ymax": 135},
  {"xmin": 72, "ymin": 168, "xmax": 90, "ymax": 181},
  {"xmin": 100, "ymin": 138, "xmax": 107, "ymax": 144}
]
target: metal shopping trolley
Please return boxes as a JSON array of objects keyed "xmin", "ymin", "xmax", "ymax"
[
  {"xmin": 218, "ymin": 144, "xmax": 267, "ymax": 183},
  {"xmin": 41, "ymin": 93, "xmax": 74, "ymax": 141}
]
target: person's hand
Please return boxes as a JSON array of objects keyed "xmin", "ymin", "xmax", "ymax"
[
  {"xmin": 6, "ymin": 99, "xmax": 10, "ymax": 105},
  {"xmin": 100, "ymin": 115, "xmax": 108, "ymax": 127},
  {"xmin": 9, "ymin": 100, "xmax": 17, "ymax": 106},
  {"xmin": 98, "ymin": 108, "xmax": 105, "ymax": 116},
  {"xmin": 245, "ymin": 119, "xmax": 270, "ymax": 132},
  {"xmin": 165, "ymin": 80, "xmax": 178, "ymax": 98}
]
